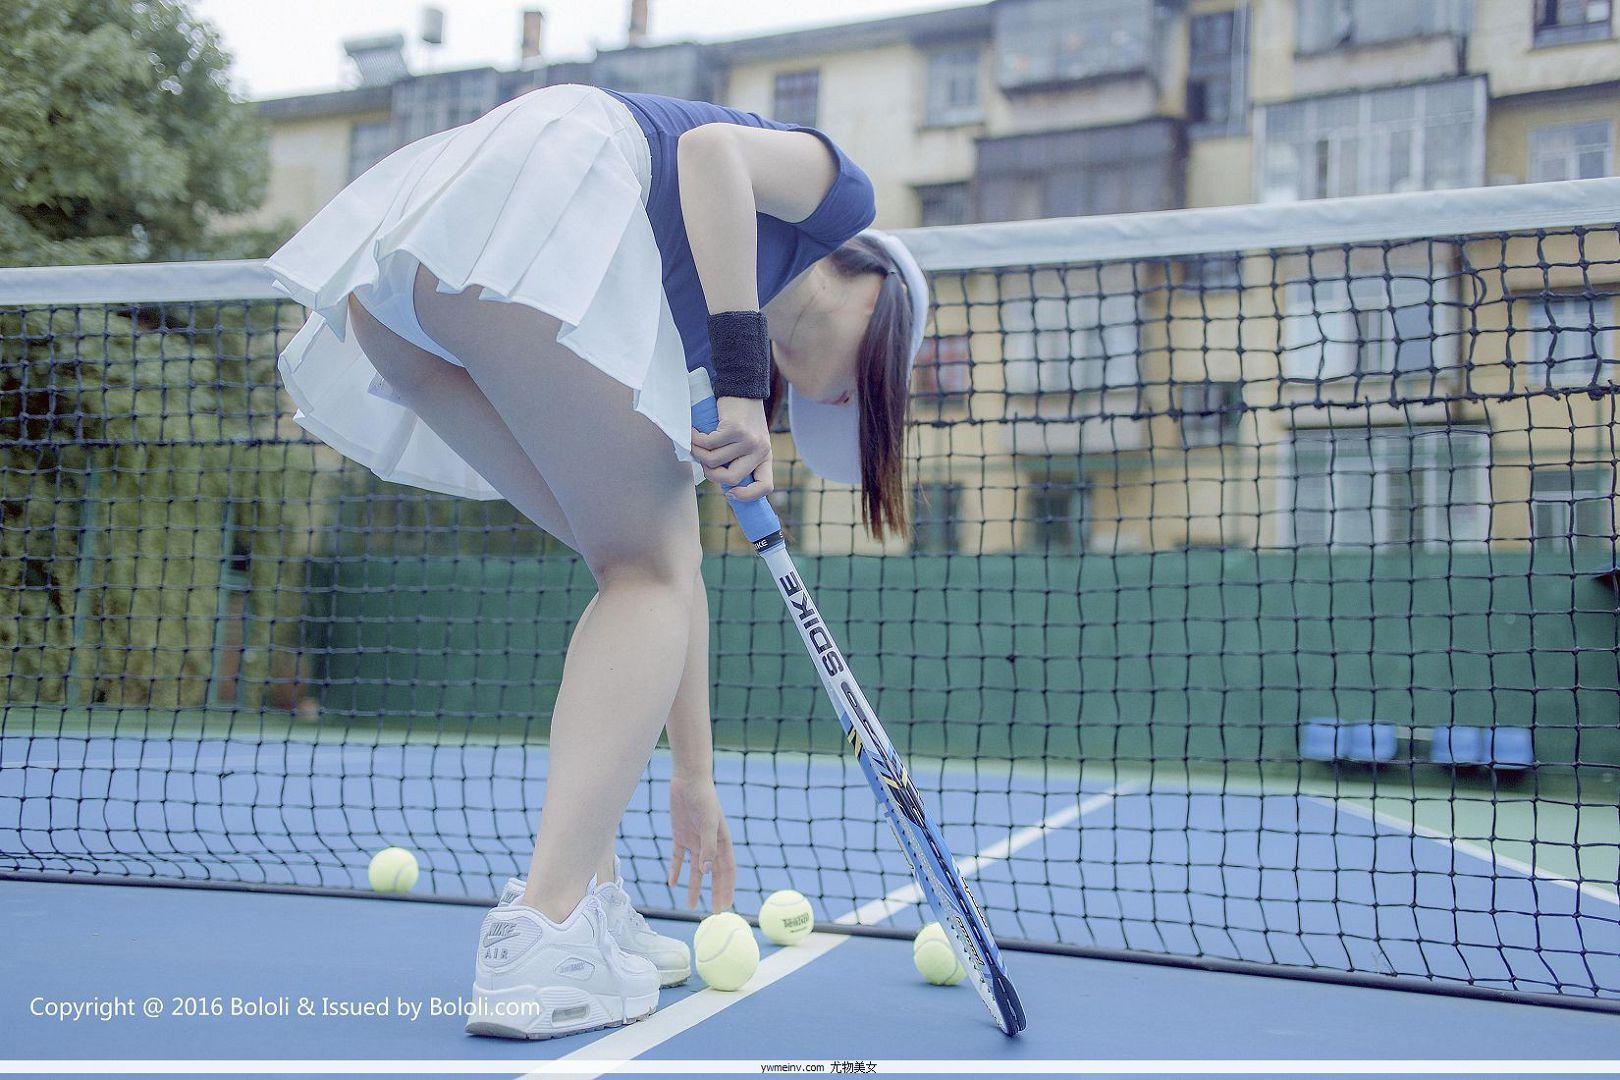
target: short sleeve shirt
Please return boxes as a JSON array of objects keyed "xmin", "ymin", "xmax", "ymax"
[{"xmin": 600, "ymin": 88, "xmax": 878, "ymax": 378}]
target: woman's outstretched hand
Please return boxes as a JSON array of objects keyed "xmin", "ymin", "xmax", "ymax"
[
  {"xmin": 691, "ymin": 396, "xmax": 773, "ymax": 502},
  {"xmin": 667, "ymin": 769, "xmax": 736, "ymax": 911}
]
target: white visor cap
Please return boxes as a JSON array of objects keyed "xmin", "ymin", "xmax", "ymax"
[{"xmin": 787, "ymin": 229, "xmax": 928, "ymax": 485}]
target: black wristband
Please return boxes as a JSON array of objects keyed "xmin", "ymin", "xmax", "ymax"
[{"xmin": 707, "ymin": 310, "xmax": 772, "ymax": 399}]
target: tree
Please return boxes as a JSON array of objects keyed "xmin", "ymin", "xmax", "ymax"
[{"xmin": 0, "ymin": 0, "xmax": 274, "ymax": 265}]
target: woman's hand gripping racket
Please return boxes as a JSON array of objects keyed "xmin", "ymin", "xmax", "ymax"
[{"xmin": 690, "ymin": 369, "xmax": 1027, "ymax": 1035}]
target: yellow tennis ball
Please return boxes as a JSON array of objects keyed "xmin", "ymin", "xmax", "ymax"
[
  {"xmin": 693, "ymin": 911, "xmax": 759, "ymax": 991},
  {"xmin": 757, "ymin": 889, "xmax": 814, "ymax": 946},
  {"xmin": 367, "ymin": 846, "xmax": 419, "ymax": 893},
  {"xmin": 913, "ymin": 922, "xmax": 966, "ymax": 986}
]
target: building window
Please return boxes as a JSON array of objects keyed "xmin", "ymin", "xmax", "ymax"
[
  {"xmin": 773, "ymin": 70, "xmax": 820, "ymax": 128},
  {"xmin": 912, "ymin": 483, "xmax": 962, "ymax": 553},
  {"xmin": 1002, "ymin": 288, "xmax": 1140, "ymax": 394},
  {"xmin": 1531, "ymin": 466, "xmax": 1615, "ymax": 557},
  {"xmin": 1288, "ymin": 427, "xmax": 1491, "ymax": 549},
  {"xmin": 916, "ymin": 182, "xmax": 972, "ymax": 227},
  {"xmin": 1523, "ymin": 295, "xmax": 1613, "ymax": 388},
  {"xmin": 391, "ymin": 70, "xmax": 497, "ymax": 145},
  {"xmin": 1296, "ymin": 0, "xmax": 1471, "ymax": 53},
  {"xmin": 1178, "ymin": 254, "xmax": 1244, "ymax": 291},
  {"xmin": 926, "ymin": 47, "xmax": 983, "ymax": 126},
  {"xmin": 995, "ymin": 0, "xmax": 1155, "ymax": 90},
  {"xmin": 1534, "ymin": 0, "xmax": 1613, "ymax": 47},
  {"xmin": 1179, "ymin": 382, "xmax": 1243, "ymax": 448},
  {"xmin": 1529, "ymin": 120, "xmax": 1614, "ymax": 182},
  {"xmin": 913, "ymin": 335, "xmax": 973, "ymax": 398},
  {"xmin": 1024, "ymin": 482, "xmax": 1090, "ymax": 552},
  {"xmin": 348, "ymin": 120, "xmax": 395, "ymax": 181},
  {"xmin": 589, "ymin": 43, "xmax": 713, "ymax": 98},
  {"xmin": 1259, "ymin": 78, "xmax": 1484, "ymax": 201},
  {"xmin": 1187, "ymin": 8, "xmax": 1247, "ymax": 138},
  {"xmin": 1281, "ymin": 272, "xmax": 1457, "ymax": 380},
  {"xmin": 977, "ymin": 120, "xmax": 1181, "ymax": 220}
]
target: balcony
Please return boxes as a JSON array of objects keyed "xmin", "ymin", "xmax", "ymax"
[
  {"xmin": 994, "ymin": 0, "xmax": 1162, "ymax": 94},
  {"xmin": 1295, "ymin": 0, "xmax": 1472, "ymax": 56},
  {"xmin": 975, "ymin": 118, "xmax": 1183, "ymax": 220},
  {"xmin": 1291, "ymin": 0, "xmax": 1472, "ymax": 95}
]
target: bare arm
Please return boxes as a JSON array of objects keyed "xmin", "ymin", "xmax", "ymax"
[
  {"xmin": 664, "ymin": 564, "xmax": 736, "ymax": 909},
  {"xmin": 664, "ymin": 124, "xmax": 837, "ymax": 907},
  {"xmin": 675, "ymin": 122, "xmax": 841, "ymax": 312},
  {"xmin": 677, "ymin": 124, "xmax": 844, "ymax": 502},
  {"xmin": 666, "ymin": 566, "xmax": 714, "ymax": 780}
]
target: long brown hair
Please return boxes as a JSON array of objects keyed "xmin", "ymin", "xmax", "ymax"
[{"xmin": 765, "ymin": 234, "xmax": 915, "ymax": 540}]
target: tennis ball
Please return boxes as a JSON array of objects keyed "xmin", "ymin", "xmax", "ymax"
[
  {"xmin": 757, "ymin": 889, "xmax": 814, "ymax": 946},
  {"xmin": 693, "ymin": 911, "xmax": 759, "ymax": 991},
  {"xmin": 367, "ymin": 846, "xmax": 419, "ymax": 893},
  {"xmin": 913, "ymin": 922, "xmax": 966, "ymax": 986}
]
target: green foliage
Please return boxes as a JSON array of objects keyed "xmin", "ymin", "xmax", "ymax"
[
  {"xmin": 0, "ymin": 299, "xmax": 344, "ymax": 708},
  {"xmin": 0, "ymin": 0, "xmax": 271, "ymax": 265},
  {"xmin": 183, "ymin": 220, "xmax": 298, "ymax": 261}
]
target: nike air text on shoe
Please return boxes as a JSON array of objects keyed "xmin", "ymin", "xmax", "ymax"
[
  {"xmin": 465, "ymin": 892, "xmax": 659, "ymax": 1039},
  {"xmin": 499, "ymin": 868, "xmax": 691, "ymax": 987}
]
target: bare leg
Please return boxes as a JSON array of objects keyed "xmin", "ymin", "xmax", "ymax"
[
  {"xmin": 584, "ymin": 564, "xmax": 711, "ymax": 888},
  {"xmin": 411, "ymin": 268, "xmax": 701, "ymax": 924},
  {"xmin": 345, "ymin": 294, "xmax": 581, "ymax": 552},
  {"xmin": 348, "ymin": 287, "xmax": 715, "ymax": 911}
]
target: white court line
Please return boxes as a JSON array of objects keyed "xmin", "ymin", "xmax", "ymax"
[
  {"xmin": 544, "ymin": 783, "xmax": 1137, "ymax": 1079},
  {"xmin": 543, "ymin": 929, "xmax": 846, "ymax": 1069},
  {"xmin": 1308, "ymin": 795, "xmax": 1620, "ymax": 908},
  {"xmin": 833, "ymin": 786, "xmax": 1140, "ymax": 927},
  {"xmin": 1112, "ymin": 773, "xmax": 1620, "ymax": 911}
]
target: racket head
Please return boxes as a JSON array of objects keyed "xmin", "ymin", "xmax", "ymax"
[
  {"xmin": 884, "ymin": 786, "xmax": 1025, "ymax": 1034},
  {"xmin": 849, "ymin": 721, "xmax": 1026, "ymax": 1034}
]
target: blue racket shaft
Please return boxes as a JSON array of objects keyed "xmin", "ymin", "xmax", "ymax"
[{"xmin": 689, "ymin": 369, "xmax": 1026, "ymax": 1035}]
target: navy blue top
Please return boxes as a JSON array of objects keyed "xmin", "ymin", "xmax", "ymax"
[{"xmin": 600, "ymin": 87, "xmax": 877, "ymax": 378}]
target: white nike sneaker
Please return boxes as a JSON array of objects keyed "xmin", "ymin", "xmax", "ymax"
[
  {"xmin": 499, "ymin": 866, "xmax": 691, "ymax": 987},
  {"xmin": 466, "ymin": 892, "xmax": 659, "ymax": 1040}
]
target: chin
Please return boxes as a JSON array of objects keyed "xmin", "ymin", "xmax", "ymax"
[{"xmin": 790, "ymin": 384, "xmax": 835, "ymax": 405}]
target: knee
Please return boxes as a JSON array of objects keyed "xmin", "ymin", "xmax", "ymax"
[{"xmin": 587, "ymin": 532, "xmax": 703, "ymax": 595}]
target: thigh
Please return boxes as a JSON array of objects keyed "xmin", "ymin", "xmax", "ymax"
[
  {"xmin": 345, "ymin": 293, "xmax": 582, "ymax": 552},
  {"xmin": 410, "ymin": 267, "xmax": 700, "ymax": 580}
]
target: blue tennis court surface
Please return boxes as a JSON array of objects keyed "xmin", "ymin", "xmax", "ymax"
[
  {"xmin": 4, "ymin": 729, "xmax": 1617, "ymax": 1021},
  {"xmin": 1, "ymin": 876, "xmax": 1616, "ymax": 1077}
]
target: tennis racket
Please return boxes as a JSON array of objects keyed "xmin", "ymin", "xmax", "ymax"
[{"xmin": 691, "ymin": 370, "xmax": 1026, "ymax": 1035}]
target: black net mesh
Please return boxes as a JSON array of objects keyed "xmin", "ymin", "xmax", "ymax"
[{"xmin": 2, "ymin": 197, "xmax": 1618, "ymax": 1007}]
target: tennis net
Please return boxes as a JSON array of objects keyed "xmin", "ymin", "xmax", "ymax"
[{"xmin": 2, "ymin": 179, "xmax": 1618, "ymax": 1010}]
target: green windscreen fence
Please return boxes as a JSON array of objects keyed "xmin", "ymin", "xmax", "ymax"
[{"xmin": 312, "ymin": 550, "xmax": 1617, "ymax": 766}]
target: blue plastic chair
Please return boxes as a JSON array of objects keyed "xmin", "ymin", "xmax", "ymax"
[
  {"xmin": 1486, "ymin": 728, "xmax": 1534, "ymax": 771},
  {"xmin": 1299, "ymin": 719, "xmax": 1339, "ymax": 762},
  {"xmin": 1430, "ymin": 726, "xmax": 1534, "ymax": 771},
  {"xmin": 1430, "ymin": 726, "xmax": 1486, "ymax": 766},
  {"xmin": 1342, "ymin": 723, "xmax": 1397, "ymax": 763}
]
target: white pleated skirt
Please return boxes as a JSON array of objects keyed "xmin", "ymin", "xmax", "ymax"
[{"xmin": 265, "ymin": 83, "xmax": 700, "ymax": 500}]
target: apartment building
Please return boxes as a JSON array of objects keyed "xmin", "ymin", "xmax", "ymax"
[{"xmin": 248, "ymin": 1, "xmax": 1620, "ymax": 558}]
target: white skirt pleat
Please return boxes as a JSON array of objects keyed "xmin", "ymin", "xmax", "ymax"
[{"xmin": 265, "ymin": 83, "xmax": 699, "ymax": 500}]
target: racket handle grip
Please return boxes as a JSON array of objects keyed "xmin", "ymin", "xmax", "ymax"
[{"xmin": 689, "ymin": 368, "xmax": 782, "ymax": 544}]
